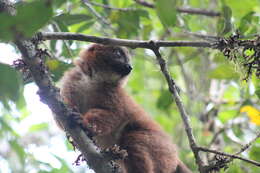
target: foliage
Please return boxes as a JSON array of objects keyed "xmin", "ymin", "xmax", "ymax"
[{"xmin": 0, "ymin": 0, "xmax": 259, "ymax": 172}]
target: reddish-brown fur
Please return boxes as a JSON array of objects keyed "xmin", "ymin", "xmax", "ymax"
[{"xmin": 60, "ymin": 44, "xmax": 192, "ymax": 173}]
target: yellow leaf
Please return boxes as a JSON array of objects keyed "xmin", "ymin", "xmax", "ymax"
[
  {"xmin": 46, "ymin": 60, "xmax": 59, "ymax": 70},
  {"xmin": 240, "ymin": 105, "xmax": 260, "ymax": 125}
]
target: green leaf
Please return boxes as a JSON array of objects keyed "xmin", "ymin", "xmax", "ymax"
[
  {"xmin": 53, "ymin": 14, "xmax": 92, "ymax": 26},
  {"xmin": 224, "ymin": 0, "xmax": 258, "ymax": 18},
  {"xmin": 0, "ymin": 63, "xmax": 23, "ymax": 109},
  {"xmin": 213, "ymin": 52, "xmax": 227, "ymax": 63},
  {"xmin": 238, "ymin": 12, "xmax": 255, "ymax": 34},
  {"xmin": 15, "ymin": 93, "xmax": 27, "ymax": 111},
  {"xmin": 142, "ymin": 24, "xmax": 153, "ymax": 40},
  {"xmin": 46, "ymin": 59, "xmax": 73, "ymax": 82},
  {"xmin": 0, "ymin": 13, "xmax": 16, "ymax": 41},
  {"xmin": 218, "ymin": 110, "xmax": 237, "ymax": 123},
  {"xmin": 217, "ymin": 5, "xmax": 232, "ymax": 36},
  {"xmin": 28, "ymin": 123, "xmax": 49, "ymax": 132},
  {"xmin": 76, "ymin": 20, "xmax": 95, "ymax": 33},
  {"xmin": 54, "ymin": 20, "xmax": 69, "ymax": 32},
  {"xmin": 156, "ymin": 90, "xmax": 173, "ymax": 110},
  {"xmin": 0, "ymin": 0, "xmax": 53, "ymax": 41},
  {"xmin": 223, "ymin": 5, "xmax": 232, "ymax": 19},
  {"xmin": 208, "ymin": 64, "xmax": 240, "ymax": 79},
  {"xmin": 0, "ymin": 117, "xmax": 19, "ymax": 137},
  {"xmin": 53, "ymin": 0, "xmax": 67, "ymax": 8},
  {"xmin": 155, "ymin": 0, "xmax": 177, "ymax": 27},
  {"xmin": 15, "ymin": 0, "xmax": 53, "ymax": 37},
  {"xmin": 223, "ymin": 85, "xmax": 239, "ymax": 101},
  {"xmin": 50, "ymin": 40, "xmax": 57, "ymax": 51},
  {"xmin": 255, "ymin": 88, "xmax": 260, "ymax": 99},
  {"xmin": 249, "ymin": 145, "xmax": 260, "ymax": 162},
  {"xmin": 155, "ymin": 115, "xmax": 174, "ymax": 133},
  {"xmin": 110, "ymin": 9, "xmax": 148, "ymax": 37},
  {"xmin": 9, "ymin": 140, "xmax": 26, "ymax": 165},
  {"xmin": 52, "ymin": 154, "xmax": 72, "ymax": 172},
  {"xmin": 244, "ymin": 48, "xmax": 255, "ymax": 57}
]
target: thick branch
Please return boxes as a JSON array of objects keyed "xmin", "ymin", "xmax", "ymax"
[
  {"xmin": 0, "ymin": 0, "xmax": 120, "ymax": 172},
  {"xmin": 134, "ymin": 0, "xmax": 220, "ymax": 17},
  {"xmin": 14, "ymin": 39, "xmax": 120, "ymax": 173},
  {"xmin": 40, "ymin": 32, "xmax": 214, "ymax": 49}
]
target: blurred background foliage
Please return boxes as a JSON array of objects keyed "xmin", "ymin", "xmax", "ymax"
[{"xmin": 0, "ymin": 0, "xmax": 259, "ymax": 172}]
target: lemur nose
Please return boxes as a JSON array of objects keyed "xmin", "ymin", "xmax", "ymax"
[
  {"xmin": 126, "ymin": 64, "xmax": 132, "ymax": 71},
  {"xmin": 120, "ymin": 64, "xmax": 132, "ymax": 76}
]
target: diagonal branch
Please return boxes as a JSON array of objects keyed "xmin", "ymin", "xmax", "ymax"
[
  {"xmin": 14, "ymin": 38, "xmax": 121, "ymax": 173},
  {"xmin": 235, "ymin": 131, "xmax": 260, "ymax": 155},
  {"xmin": 149, "ymin": 42, "xmax": 206, "ymax": 173},
  {"xmin": 81, "ymin": 0, "xmax": 115, "ymax": 33},
  {"xmin": 149, "ymin": 43, "xmax": 260, "ymax": 171},
  {"xmin": 0, "ymin": 0, "xmax": 122, "ymax": 172}
]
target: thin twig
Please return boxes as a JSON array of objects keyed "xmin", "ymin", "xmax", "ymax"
[
  {"xmin": 40, "ymin": 32, "xmax": 214, "ymax": 49},
  {"xmin": 81, "ymin": 0, "xmax": 115, "ymax": 32},
  {"xmin": 177, "ymin": 7, "xmax": 220, "ymax": 17},
  {"xmin": 51, "ymin": 23, "xmax": 74, "ymax": 58},
  {"xmin": 183, "ymin": 31, "xmax": 220, "ymax": 41},
  {"xmin": 207, "ymin": 118, "xmax": 243, "ymax": 148},
  {"xmin": 149, "ymin": 43, "xmax": 205, "ymax": 172},
  {"xmin": 198, "ymin": 147, "xmax": 260, "ymax": 167},
  {"xmin": 134, "ymin": 0, "xmax": 154, "ymax": 8},
  {"xmin": 89, "ymin": 1, "xmax": 135, "ymax": 11},
  {"xmin": 235, "ymin": 131, "xmax": 260, "ymax": 155},
  {"xmin": 208, "ymin": 128, "xmax": 225, "ymax": 148},
  {"xmin": 134, "ymin": 0, "xmax": 220, "ymax": 17}
]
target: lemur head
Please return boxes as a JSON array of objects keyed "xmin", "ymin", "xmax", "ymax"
[{"xmin": 76, "ymin": 44, "xmax": 132, "ymax": 85}]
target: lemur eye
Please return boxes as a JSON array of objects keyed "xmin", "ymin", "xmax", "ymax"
[
  {"xmin": 114, "ymin": 49, "xmax": 124, "ymax": 57},
  {"xmin": 116, "ymin": 50, "xmax": 121, "ymax": 56}
]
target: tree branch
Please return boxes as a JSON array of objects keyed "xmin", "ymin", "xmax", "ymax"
[
  {"xmin": 149, "ymin": 43, "xmax": 206, "ymax": 173},
  {"xmin": 197, "ymin": 146, "xmax": 260, "ymax": 167},
  {"xmin": 14, "ymin": 39, "xmax": 121, "ymax": 173},
  {"xmin": 235, "ymin": 131, "xmax": 260, "ymax": 155},
  {"xmin": 81, "ymin": 0, "xmax": 115, "ymax": 33},
  {"xmin": 40, "ymin": 31, "xmax": 260, "ymax": 79},
  {"xmin": 133, "ymin": 0, "xmax": 220, "ymax": 17},
  {"xmin": 40, "ymin": 32, "xmax": 214, "ymax": 49},
  {"xmin": 177, "ymin": 7, "xmax": 220, "ymax": 17},
  {"xmin": 0, "ymin": 0, "xmax": 122, "ymax": 172},
  {"xmin": 133, "ymin": 0, "xmax": 154, "ymax": 8}
]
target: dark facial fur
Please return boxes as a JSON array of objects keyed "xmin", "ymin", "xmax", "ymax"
[{"xmin": 77, "ymin": 44, "xmax": 132, "ymax": 80}]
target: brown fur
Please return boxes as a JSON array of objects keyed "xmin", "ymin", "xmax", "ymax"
[{"xmin": 60, "ymin": 44, "xmax": 192, "ymax": 173}]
